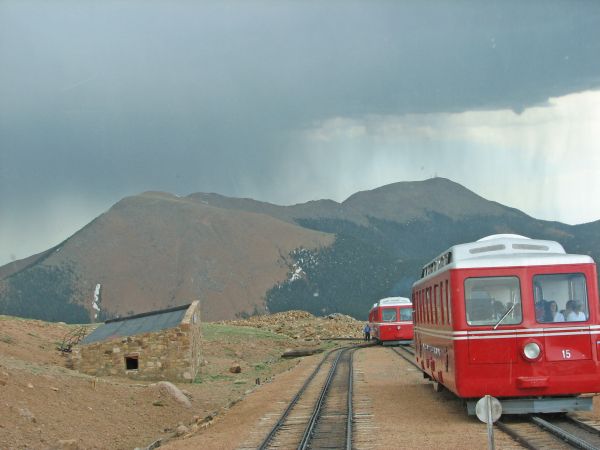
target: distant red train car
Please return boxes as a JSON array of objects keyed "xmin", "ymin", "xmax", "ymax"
[
  {"xmin": 412, "ymin": 234, "xmax": 600, "ymax": 415},
  {"xmin": 369, "ymin": 297, "xmax": 413, "ymax": 345}
]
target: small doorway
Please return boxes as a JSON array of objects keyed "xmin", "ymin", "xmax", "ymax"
[{"xmin": 125, "ymin": 355, "xmax": 139, "ymax": 370}]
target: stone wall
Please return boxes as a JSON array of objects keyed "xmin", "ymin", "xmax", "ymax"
[{"xmin": 71, "ymin": 301, "xmax": 202, "ymax": 382}]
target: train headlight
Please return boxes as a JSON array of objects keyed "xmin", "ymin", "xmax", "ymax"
[{"xmin": 523, "ymin": 342, "xmax": 541, "ymax": 360}]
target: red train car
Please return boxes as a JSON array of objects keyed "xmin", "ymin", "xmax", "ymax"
[
  {"xmin": 412, "ymin": 234, "xmax": 600, "ymax": 415},
  {"xmin": 369, "ymin": 297, "xmax": 413, "ymax": 345}
]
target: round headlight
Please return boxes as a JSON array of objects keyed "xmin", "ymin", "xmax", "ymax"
[{"xmin": 523, "ymin": 342, "xmax": 541, "ymax": 360}]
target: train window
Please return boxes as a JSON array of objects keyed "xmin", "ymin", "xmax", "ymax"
[
  {"xmin": 434, "ymin": 284, "xmax": 440, "ymax": 324},
  {"xmin": 433, "ymin": 284, "xmax": 443, "ymax": 324},
  {"xmin": 439, "ymin": 284, "xmax": 445, "ymax": 324},
  {"xmin": 400, "ymin": 308, "xmax": 412, "ymax": 321},
  {"xmin": 533, "ymin": 273, "xmax": 588, "ymax": 323},
  {"xmin": 464, "ymin": 276, "xmax": 522, "ymax": 326},
  {"xmin": 426, "ymin": 288, "xmax": 431, "ymax": 323},
  {"xmin": 382, "ymin": 308, "xmax": 397, "ymax": 322},
  {"xmin": 445, "ymin": 280, "xmax": 451, "ymax": 324}
]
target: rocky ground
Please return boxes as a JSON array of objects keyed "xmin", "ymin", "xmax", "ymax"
[
  {"xmin": 6, "ymin": 310, "xmax": 600, "ymax": 450},
  {"xmin": 1, "ymin": 311, "xmax": 356, "ymax": 449},
  {"xmin": 222, "ymin": 310, "xmax": 364, "ymax": 340}
]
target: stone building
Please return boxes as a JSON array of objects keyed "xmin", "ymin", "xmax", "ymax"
[{"xmin": 71, "ymin": 301, "xmax": 201, "ymax": 382}]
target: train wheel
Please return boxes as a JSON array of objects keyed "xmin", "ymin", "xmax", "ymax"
[{"xmin": 432, "ymin": 381, "xmax": 445, "ymax": 393}]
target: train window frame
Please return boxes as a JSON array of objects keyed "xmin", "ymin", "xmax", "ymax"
[
  {"xmin": 434, "ymin": 284, "xmax": 440, "ymax": 324},
  {"xmin": 423, "ymin": 288, "xmax": 427, "ymax": 323},
  {"xmin": 382, "ymin": 308, "xmax": 397, "ymax": 322},
  {"xmin": 436, "ymin": 281, "xmax": 446, "ymax": 325},
  {"xmin": 421, "ymin": 289, "xmax": 425, "ymax": 323},
  {"xmin": 426, "ymin": 287, "xmax": 432, "ymax": 324},
  {"xmin": 433, "ymin": 285, "xmax": 437, "ymax": 324},
  {"xmin": 464, "ymin": 276, "xmax": 523, "ymax": 327},
  {"xmin": 533, "ymin": 273, "xmax": 589, "ymax": 324},
  {"xmin": 422, "ymin": 289, "xmax": 426, "ymax": 323},
  {"xmin": 445, "ymin": 280, "xmax": 451, "ymax": 325}
]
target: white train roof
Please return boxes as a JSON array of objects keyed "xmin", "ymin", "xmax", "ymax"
[
  {"xmin": 374, "ymin": 296, "xmax": 412, "ymax": 307},
  {"xmin": 418, "ymin": 234, "xmax": 594, "ymax": 281}
]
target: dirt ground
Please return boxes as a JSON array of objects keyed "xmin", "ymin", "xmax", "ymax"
[
  {"xmin": 4, "ymin": 312, "xmax": 600, "ymax": 450},
  {"xmin": 0, "ymin": 315, "xmax": 314, "ymax": 449},
  {"xmin": 352, "ymin": 347, "xmax": 521, "ymax": 449},
  {"xmin": 164, "ymin": 346, "xmax": 600, "ymax": 450}
]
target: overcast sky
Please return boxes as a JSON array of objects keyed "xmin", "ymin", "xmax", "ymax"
[{"xmin": 1, "ymin": 0, "xmax": 600, "ymax": 265}]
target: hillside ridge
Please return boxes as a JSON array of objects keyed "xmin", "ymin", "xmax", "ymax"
[{"xmin": 2, "ymin": 177, "xmax": 598, "ymax": 323}]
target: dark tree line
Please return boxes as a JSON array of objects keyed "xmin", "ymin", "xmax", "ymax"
[
  {"xmin": 0, "ymin": 264, "xmax": 89, "ymax": 323},
  {"xmin": 266, "ymin": 213, "xmax": 600, "ymax": 320}
]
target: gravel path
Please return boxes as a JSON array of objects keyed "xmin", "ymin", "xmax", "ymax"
[
  {"xmin": 164, "ymin": 345, "xmax": 534, "ymax": 449},
  {"xmin": 354, "ymin": 346, "xmax": 522, "ymax": 449}
]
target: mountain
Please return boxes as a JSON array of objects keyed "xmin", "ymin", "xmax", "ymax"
[
  {"xmin": 0, "ymin": 192, "xmax": 332, "ymax": 322},
  {"xmin": 2, "ymin": 178, "xmax": 599, "ymax": 322},
  {"xmin": 188, "ymin": 177, "xmax": 525, "ymax": 225}
]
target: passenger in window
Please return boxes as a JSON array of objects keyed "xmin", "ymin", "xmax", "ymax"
[
  {"xmin": 547, "ymin": 301, "xmax": 565, "ymax": 322},
  {"xmin": 535, "ymin": 300, "xmax": 548, "ymax": 322},
  {"xmin": 565, "ymin": 300, "xmax": 575, "ymax": 320},
  {"xmin": 566, "ymin": 301, "xmax": 586, "ymax": 321}
]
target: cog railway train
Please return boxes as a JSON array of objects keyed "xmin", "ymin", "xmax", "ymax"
[
  {"xmin": 412, "ymin": 234, "xmax": 600, "ymax": 415},
  {"xmin": 368, "ymin": 297, "xmax": 413, "ymax": 345}
]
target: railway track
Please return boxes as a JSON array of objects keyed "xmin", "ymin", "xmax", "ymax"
[
  {"xmin": 389, "ymin": 344, "xmax": 418, "ymax": 369},
  {"xmin": 389, "ymin": 344, "xmax": 600, "ymax": 449},
  {"xmin": 497, "ymin": 414, "xmax": 600, "ymax": 450},
  {"xmin": 255, "ymin": 346, "xmax": 358, "ymax": 450}
]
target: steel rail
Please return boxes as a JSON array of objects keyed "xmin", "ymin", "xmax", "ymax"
[
  {"xmin": 257, "ymin": 347, "xmax": 341, "ymax": 450},
  {"xmin": 297, "ymin": 348, "xmax": 347, "ymax": 450},
  {"xmin": 564, "ymin": 415, "xmax": 600, "ymax": 437},
  {"xmin": 392, "ymin": 343, "xmax": 600, "ymax": 449},
  {"xmin": 390, "ymin": 345, "xmax": 420, "ymax": 370},
  {"xmin": 530, "ymin": 415, "xmax": 600, "ymax": 450},
  {"xmin": 495, "ymin": 420, "xmax": 540, "ymax": 450},
  {"xmin": 497, "ymin": 414, "xmax": 600, "ymax": 450},
  {"xmin": 346, "ymin": 349, "xmax": 354, "ymax": 450}
]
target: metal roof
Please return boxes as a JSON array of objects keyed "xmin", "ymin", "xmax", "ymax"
[
  {"xmin": 418, "ymin": 235, "xmax": 594, "ymax": 282},
  {"xmin": 370, "ymin": 297, "xmax": 412, "ymax": 310},
  {"xmin": 81, "ymin": 304, "xmax": 190, "ymax": 345},
  {"xmin": 378, "ymin": 296, "xmax": 412, "ymax": 306}
]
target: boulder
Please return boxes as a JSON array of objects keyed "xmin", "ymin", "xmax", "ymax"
[
  {"xmin": 156, "ymin": 381, "xmax": 192, "ymax": 408},
  {"xmin": 282, "ymin": 348, "xmax": 324, "ymax": 358},
  {"xmin": 175, "ymin": 425, "xmax": 189, "ymax": 437}
]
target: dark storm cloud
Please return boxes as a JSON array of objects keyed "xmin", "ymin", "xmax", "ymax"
[{"xmin": 1, "ymin": 0, "xmax": 600, "ymax": 262}]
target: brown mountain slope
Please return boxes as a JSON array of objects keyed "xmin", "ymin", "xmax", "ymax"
[
  {"xmin": 341, "ymin": 177, "xmax": 526, "ymax": 221},
  {"xmin": 1, "ymin": 178, "xmax": 561, "ymax": 323},
  {"xmin": 188, "ymin": 177, "xmax": 527, "ymax": 225},
  {"xmin": 2, "ymin": 192, "xmax": 333, "ymax": 321},
  {"xmin": 186, "ymin": 193, "xmax": 368, "ymax": 225}
]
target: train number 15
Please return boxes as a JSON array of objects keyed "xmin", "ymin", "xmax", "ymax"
[{"xmin": 561, "ymin": 349, "xmax": 572, "ymax": 359}]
